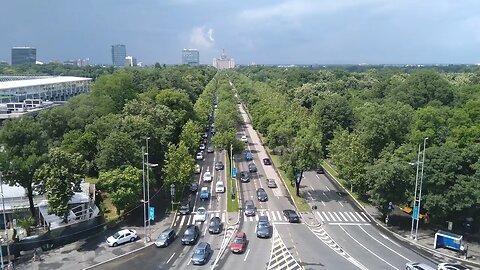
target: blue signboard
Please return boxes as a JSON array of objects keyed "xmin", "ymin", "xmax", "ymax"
[
  {"xmin": 232, "ymin": 167, "xmax": 237, "ymax": 178},
  {"xmin": 413, "ymin": 206, "xmax": 419, "ymax": 220},
  {"xmin": 149, "ymin": 207, "xmax": 155, "ymax": 221}
]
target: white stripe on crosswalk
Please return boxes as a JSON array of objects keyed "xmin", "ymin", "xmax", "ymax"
[
  {"xmin": 255, "ymin": 215, "xmax": 259, "ymax": 221},
  {"xmin": 338, "ymin": 212, "xmax": 348, "ymax": 222},
  {"xmin": 316, "ymin": 211, "xmax": 325, "ymax": 222},
  {"xmin": 333, "ymin": 212, "xmax": 342, "ymax": 221},
  {"xmin": 355, "ymin": 212, "xmax": 365, "ymax": 222},
  {"xmin": 328, "ymin": 212, "xmax": 336, "ymax": 221},
  {"xmin": 349, "ymin": 212, "xmax": 359, "ymax": 222},
  {"xmin": 276, "ymin": 211, "xmax": 283, "ymax": 221},
  {"xmin": 222, "ymin": 212, "xmax": 226, "ymax": 222},
  {"xmin": 180, "ymin": 215, "xmax": 186, "ymax": 226},
  {"xmin": 322, "ymin": 212, "xmax": 330, "ymax": 221},
  {"xmin": 343, "ymin": 212, "xmax": 354, "ymax": 221},
  {"xmin": 361, "ymin": 212, "xmax": 371, "ymax": 222},
  {"xmin": 266, "ymin": 211, "xmax": 272, "ymax": 221}
]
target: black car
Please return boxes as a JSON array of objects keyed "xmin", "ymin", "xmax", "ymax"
[
  {"xmin": 240, "ymin": 171, "xmax": 250, "ymax": 183},
  {"xmin": 256, "ymin": 188, "xmax": 268, "ymax": 202},
  {"xmin": 191, "ymin": 242, "xmax": 212, "ymax": 265},
  {"xmin": 248, "ymin": 163, "xmax": 257, "ymax": 173},
  {"xmin": 208, "ymin": 217, "xmax": 223, "ymax": 234},
  {"xmin": 263, "ymin": 158, "xmax": 271, "ymax": 165},
  {"xmin": 215, "ymin": 161, "xmax": 224, "ymax": 170},
  {"xmin": 190, "ymin": 182, "xmax": 198, "ymax": 192},
  {"xmin": 178, "ymin": 201, "xmax": 191, "ymax": 215},
  {"xmin": 316, "ymin": 166, "xmax": 324, "ymax": 174},
  {"xmin": 256, "ymin": 216, "xmax": 271, "ymax": 238},
  {"xmin": 182, "ymin": 225, "xmax": 200, "ymax": 245},
  {"xmin": 283, "ymin": 209, "xmax": 301, "ymax": 223},
  {"xmin": 154, "ymin": 228, "xmax": 176, "ymax": 247}
]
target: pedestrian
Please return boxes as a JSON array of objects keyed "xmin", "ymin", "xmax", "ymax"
[
  {"xmin": 32, "ymin": 248, "xmax": 39, "ymax": 262},
  {"xmin": 424, "ymin": 213, "xmax": 429, "ymax": 224}
]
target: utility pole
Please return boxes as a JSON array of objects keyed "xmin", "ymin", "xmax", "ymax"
[
  {"xmin": 410, "ymin": 138, "xmax": 428, "ymax": 240},
  {"xmin": 145, "ymin": 137, "xmax": 151, "ymax": 242},
  {"xmin": 142, "ymin": 146, "xmax": 147, "ymax": 244}
]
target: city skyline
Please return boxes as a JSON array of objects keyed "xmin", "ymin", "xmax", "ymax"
[{"xmin": 1, "ymin": 0, "xmax": 480, "ymax": 65}]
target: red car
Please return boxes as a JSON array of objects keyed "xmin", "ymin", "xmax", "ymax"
[{"xmin": 230, "ymin": 232, "xmax": 247, "ymax": 254}]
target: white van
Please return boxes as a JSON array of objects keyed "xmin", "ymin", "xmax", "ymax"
[{"xmin": 216, "ymin": 181, "xmax": 225, "ymax": 193}]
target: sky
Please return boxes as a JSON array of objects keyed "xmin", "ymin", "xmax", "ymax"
[{"xmin": 1, "ymin": 0, "xmax": 480, "ymax": 65}]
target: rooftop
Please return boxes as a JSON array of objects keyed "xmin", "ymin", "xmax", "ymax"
[{"xmin": 0, "ymin": 76, "xmax": 91, "ymax": 91}]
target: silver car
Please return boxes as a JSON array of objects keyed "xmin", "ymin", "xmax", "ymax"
[
  {"xmin": 405, "ymin": 262, "xmax": 435, "ymax": 270},
  {"xmin": 244, "ymin": 200, "xmax": 256, "ymax": 216}
]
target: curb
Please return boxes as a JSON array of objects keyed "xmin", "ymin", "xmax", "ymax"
[{"xmin": 322, "ymin": 165, "xmax": 480, "ymax": 268}]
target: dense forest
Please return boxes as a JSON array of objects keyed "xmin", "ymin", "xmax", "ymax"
[
  {"xmin": 230, "ymin": 66, "xmax": 480, "ymax": 226},
  {"xmin": 0, "ymin": 65, "xmax": 217, "ymax": 224}
]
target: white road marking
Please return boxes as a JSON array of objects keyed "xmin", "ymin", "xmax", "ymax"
[
  {"xmin": 338, "ymin": 212, "xmax": 348, "ymax": 222},
  {"xmin": 349, "ymin": 212, "xmax": 359, "ymax": 222},
  {"xmin": 203, "ymin": 222, "xmax": 208, "ymax": 235},
  {"xmin": 338, "ymin": 201, "xmax": 344, "ymax": 207},
  {"xmin": 244, "ymin": 249, "xmax": 251, "ymax": 261},
  {"xmin": 180, "ymin": 215, "xmax": 186, "ymax": 226},
  {"xmin": 222, "ymin": 212, "xmax": 226, "ymax": 223},
  {"xmin": 339, "ymin": 225, "xmax": 399, "ymax": 270},
  {"xmin": 355, "ymin": 212, "xmax": 366, "ymax": 222},
  {"xmin": 333, "ymin": 212, "xmax": 342, "ymax": 221},
  {"xmin": 328, "ymin": 212, "xmax": 336, "ymax": 221},
  {"xmin": 166, "ymin": 252, "xmax": 176, "ymax": 264},
  {"xmin": 359, "ymin": 226, "xmax": 410, "ymax": 261},
  {"xmin": 323, "ymin": 192, "xmax": 329, "ymax": 199},
  {"xmin": 322, "ymin": 212, "xmax": 330, "ymax": 221},
  {"xmin": 316, "ymin": 174, "xmax": 321, "ymax": 180},
  {"xmin": 316, "ymin": 211, "xmax": 325, "ymax": 222},
  {"xmin": 344, "ymin": 212, "xmax": 354, "ymax": 222},
  {"xmin": 379, "ymin": 233, "xmax": 401, "ymax": 248},
  {"xmin": 329, "ymin": 223, "xmax": 371, "ymax": 226},
  {"xmin": 310, "ymin": 185, "xmax": 315, "ymax": 191},
  {"xmin": 187, "ymin": 259, "xmax": 192, "ymax": 266},
  {"xmin": 321, "ymin": 200, "xmax": 326, "ymax": 206},
  {"xmin": 361, "ymin": 212, "xmax": 371, "ymax": 222},
  {"xmin": 325, "ymin": 185, "xmax": 331, "ymax": 191}
]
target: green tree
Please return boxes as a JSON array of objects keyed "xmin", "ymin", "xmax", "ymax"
[
  {"xmin": 91, "ymin": 73, "xmax": 138, "ymax": 113},
  {"xmin": 97, "ymin": 166, "xmax": 142, "ymax": 214},
  {"xmin": 96, "ymin": 131, "xmax": 139, "ymax": 171},
  {"xmin": 180, "ymin": 120, "xmax": 202, "ymax": 155},
  {"xmin": 162, "ymin": 142, "xmax": 195, "ymax": 194},
  {"xmin": 35, "ymin": 148, "xmax": 85, "ymax": 223}
]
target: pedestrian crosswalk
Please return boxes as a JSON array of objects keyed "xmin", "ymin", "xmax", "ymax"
[{"xmin": 315, "ymin": 210, "xmax": 371, "ymax": 224}]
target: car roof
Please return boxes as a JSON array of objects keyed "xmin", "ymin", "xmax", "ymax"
[
  {"xmin": 259, "ymin": 216, "xmax": 269, "ymax": 221},
  {"xmin": 161, "ymin": 228, "xmax": 175, "ymax": 234},
  {"xmin": 201, "ymin": 187, "xmax": 208, "ymax": 191},
  {"xmin": 211, "ymin": 216, "xmax": 221, "ymax": 222},
  {"xmin": 245, "ymin": 200, "xmax": 254, "ymax": 205},
  {"xmin": 216, "ymin": 181, "xmax": 224, "ymax": 185},
  {"xmin": 197, "ymin": 242, "xmax": 209, "ymax": 249},
  {"xmin": 118, "ymin": 229, "xmax": 133, "ymax": 234}
]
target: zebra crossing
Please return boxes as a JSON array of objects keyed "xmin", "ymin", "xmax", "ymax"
[{"xmin": 315, "ymin": 210, "xmax": 371, "ymax": 224}]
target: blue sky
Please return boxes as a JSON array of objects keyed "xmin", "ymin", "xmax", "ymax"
[{"xmin": 1, "ymin": 0, "xmax": 480, "ymax": 65}]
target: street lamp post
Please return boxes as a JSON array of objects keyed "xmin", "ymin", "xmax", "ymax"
[
  {"xmin": 410, "ymin": 138, "xmax": 428, "ymax": 240},
  {"xmin": 142, "ymin": 146, "xmax": 147, "ymax": 244},
  {"xmin": 144, "ymin": 137, "xmax": 158, "ymax": 242},
  {"xmin": 170, "ymin": 184, "xmax": 175, "ymax": 212}
]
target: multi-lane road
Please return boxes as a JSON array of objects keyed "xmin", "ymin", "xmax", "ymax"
[{"xmin": 95, "ymin": 99, "xmax": 441, "ymax": 270}]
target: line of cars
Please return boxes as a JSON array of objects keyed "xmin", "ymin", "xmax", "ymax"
[{"xmin": 406, "ymin": 262, "xmax": 470, "ymax": 270}]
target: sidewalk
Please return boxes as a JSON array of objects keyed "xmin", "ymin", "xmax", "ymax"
[{"xmin": 14, "ymin": 209, "xmax": 176, "ymax": 270}]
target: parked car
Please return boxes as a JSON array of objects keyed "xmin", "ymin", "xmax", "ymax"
[
  {"xmin": 256, "ymin": 188, "xmax": 268, "ymax": 202},
  {"xmin": 199, "ymin": 143, "xmax": 206, "ymax": 150},
  {"xmin": 106, "ymin": 229, "xmax": 138, "ymax": 247},
  {"xmin": 230, "ymin": 232, "xmax": 248, "ymax": 253},
  {"xmin": 245, "ymin": 151, "xmax": 253, "ymax": 161},
  {"xmin": 194, "ymin": 164, "xmax": 201, "ymax": 174},
  {"xmin": 196, "ymin": 152, "xmax": 204, "ymax": 160},
  {"xmin": 199, "ymin": 187, "xmax": 210, "ymax": 200},
  {"xmin": 202, "ymin": 133, "xmax": 208, "ymax": 139},
  {"xmin": 154, "ymin": 228, "xmax": 176, "ymax": 247},
  {"xmin": 181, "ymin": 225, "xmax": 200, "ymax": 245},
  {"xmin": 203, "ymin": 171, "xmax": 212, "ymax": 182},
  {"xmin": 316, "ymin": 166, "xmax": 324, "ymax": 174},
  {"xmin": 207, "ymin": 146, "xmax": 214, "ymax": 153},
  {"xmin": 248, "ymin": 163, "xmax": 257, "ymax": 173},
  {"xmin": 283, "ymin": 209, "xmax": 300, "ymax": 223},
  {"xmin": 256, "ymin": 216, "xmax": 271, "ymax": 238},
  {"xmin": 210, "ymin": 128, "xmax": 216, "ymax": 135},
  {"xmin": 240, "ymin": 171, "xmax": 250, "ymax": 183},
  {"xmin": 263, "ymin": 158, "xmax": 271, "ymax": 165},
  {"xmin": 216, "ymin": 181, "xmax": 225, "ymax": 193},
  {"xmin": 240, "ymin": 135, "xmax": 248, "ymax": 142},
  {"xmin": 190, "ymin": 182, "xmax": 198, "ymax": 192},
  {"xmin": 244, "ymin": 200, "xmax": 256, "ymax": 216},
  {"xmin": 405, "ymin": 262, "xmax": 435, "ymax": 270},
  {"xmin": 267, "ymin": 178, "xmax": 277, "ymax": 188},
  {"xmin": 208, "ymin": 217, "xmax": 223, "ymax": 234},
  {"xmin": 195, "ymin": 207, "xmax": 208, "ymax": 222},
  {"xmin": 178, "ymin": 201, "xmax": 191, "ymax": 215},
  {"xmin": 437, "ymin": 263, "xmax": 470, "ymax": 270},
  {"xmin": 215, "ymin": 161, "xmax": 224, "ymax": 170},
  {"xmin": 191, "ymin": 242, "xmax": 212, "ymax": 265}
]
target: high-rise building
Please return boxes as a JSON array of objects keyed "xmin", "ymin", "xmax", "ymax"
[
  {"xmin": 182, "ymin": 49, "xmax": 200, "ymax": 66},
  {"xmin": 125, "ymin": 56, "xmax": 137, "ymax": 67},
  {"xmin": 213, "ymin": 50, "xmax": 235, "ymax": 70},
  {"xmin": 11, "ymin": 47, "xmax": 37, "ymax": 66},
  {"xmin": 111, "ymin": 44, "xmax": 126, "ymax": 66}
]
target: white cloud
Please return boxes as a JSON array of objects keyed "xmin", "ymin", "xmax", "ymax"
[{"xmin": 189, "ymin": 26, "xmax": 215, "ymax": 48}]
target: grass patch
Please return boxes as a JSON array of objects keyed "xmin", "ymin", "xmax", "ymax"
[
  {"xmin": 226, "ymin": 154, "xmax": 239, "ymax": 212},
  {"xmin": 84, "ymin": 176, "xmax": 98, "ymax": 184},
  {"xmin": 269, "ymin": 154, "xmax": 311, "ymax": 213},
  {"xmin": 101, "ymin": 196, "xmax": 120, "ymax": 223}
]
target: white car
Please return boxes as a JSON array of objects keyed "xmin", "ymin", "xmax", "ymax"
[
  {"xmin": 241, "ymin": 135, "xmax": 248, "ymax": 142},
  {"xmin": 203, "ymin": 171, "xmax": 212, "ymax": 182},
  {"xmin": 194, "ymin": 207, "xmax": 208, "ymax": 222},
  {"xmin": 199, "ymin": 144, "xmax": 206, "ymax": 150},
  {"xmin": 106, "ymin": 229, "xmax": 138, "ymax": 247},
  {"xmin": 438, "ymin": 263, "xmax": 470, "ymax": 270},
  {"xmin": 196, "ymin": 152, "xmax": 204, "ymax": 160},
  {"xmin": 406, "ymin": 262, "xmax": 435, "ymax": 270},
  {"xmin": 216, "ymin": 181, "xmax": 225, "ymax": 193}
]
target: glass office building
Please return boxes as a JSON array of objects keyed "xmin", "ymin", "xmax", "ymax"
[
  {"xmin": 111, "ymin": 44, "xmax": 126, "ymax": 66},
  {"xmin": 182, "ymin": 49, "xmax": 200, "ymax": 66},
  {"xmin": 11, "ymin": 47, "xmax": 36, "ymax": 66}
]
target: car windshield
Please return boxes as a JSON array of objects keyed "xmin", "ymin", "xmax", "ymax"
[
  {"xmin": 233, "ymin": 238, "xmax": 243, "ymax": 244},
  {"xmin": 180, "ymin": 205, "xmax": 188, "ymax": 209},
  {"xmin": 210, "ymin": 220, "xmax": 218, "ymax": 226},
  {"xmin": 258, "ymin": 222, "xmax": 269, "ymax": 228},
  {"xmin": 289, "ymin": 211, "xmax": 298, "ymax": 217},
  {"xmin": 198, "ymin": 209, "xmax": 205, "ymax": 214},
  {"xmin": 246, "ymin": 204, "xmax": 253, "ymax": 210},
  {"xmin": 158, "ymin": 233, "xmax": 168, "ymax": 240},
  {"xmin": 185, "ymin": 228, "xmax": 194, "ymax": 235},
  {"xmin": 112, "ymin": 232, "xmax": 120, "ymax": 239}
]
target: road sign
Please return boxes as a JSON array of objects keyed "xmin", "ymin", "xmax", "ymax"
[
  {"xmin": 232, "ymin": 167, "xmax": 237, "ymax": 178},
  {"xmin": 413, "ymin": 206, "xmax": 419, "ymax": 220},
  {"xmin": 149, "ymin": 207, "xmax": 154, "ymax": 220},
  {"xmin": 388, "ymin": 202, "xmax": 393, "ymax": 210},
  {"xmin": 170, "ymin": 184, "xmax": 175, "ymax": 196}
]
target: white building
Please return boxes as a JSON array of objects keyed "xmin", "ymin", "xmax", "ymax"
[
  {"xmin": 125, "ymin": 56, "xmax": 137, "ymax": 67},
  {"xmin": 213, "ymin": 50, "xmax": 235, "ymax": 70}
]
